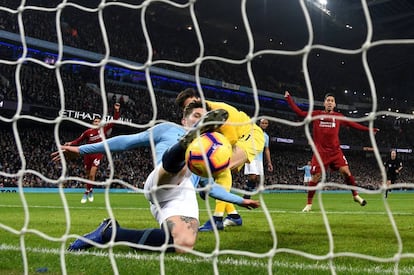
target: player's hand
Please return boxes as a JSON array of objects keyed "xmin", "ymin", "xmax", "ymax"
[
  {"xmin": 267, "ymin": 163, "xmax": 274, "ymax": 172},
  {"xmin": 51, "ymin": 146, "xmax": 81, "ymax": 162},
  {"xmin": 240, "ymin": 199, "xmax": 260, "ymax": 210}
]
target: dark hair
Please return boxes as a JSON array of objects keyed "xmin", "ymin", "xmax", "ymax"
[
  {"xmin": 175, "ymin": 88, "xmax": 198, "ymax": 109},
  {"xmin": 324, "ymin": 93, "xmax": 335, "ymax": 100},
  {"xmin": 183, "ymin": 100, "xmax": 211, "ymax": 118}
]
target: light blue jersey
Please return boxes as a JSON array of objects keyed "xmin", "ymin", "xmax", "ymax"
[
  {"xmin": 252, "ymin": 131, "xmax": 269, "ymax": 162},
  {"xmin": 78, "ymin": 122, "xmax": 244, "ymax": 205},
  {"xmin": 79, "ymin": 122, "xmax": 185, "ymax": 165},
  {"xmin": 298, "ymin": 165, "xmax": 311, "ymax": 178}
]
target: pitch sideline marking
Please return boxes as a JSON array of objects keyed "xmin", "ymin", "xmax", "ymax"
[
  {"xmin": 0, "ymin": 204, "xmax": 412, "ymax": 216},
  {"xmin": 1, "ymin": 244, "xmax": 413, "ymax": 274}
]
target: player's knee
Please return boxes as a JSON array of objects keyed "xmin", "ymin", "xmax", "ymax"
[
  {"xmin": 168, "ymin": 216, "xmax": 198, "ymax": 253},
  {"xmin": 173, "ymin": 235, "xmax": 197, "ymax": 253}
]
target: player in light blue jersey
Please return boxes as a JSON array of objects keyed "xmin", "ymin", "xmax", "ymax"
[
  {"xmin": 297, "ymin": 161, "xmax": 312, "ymax": 186},
  {"xmin": 52, "ymin": 101, "xmax": 259, "ymax": 253},
  {"xmin": 242, "ymin": 119, "xmax": 273, "ymax": 201}
]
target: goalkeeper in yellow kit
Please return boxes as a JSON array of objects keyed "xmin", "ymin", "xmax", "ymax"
[{"xmin": 176, "ymin": 88, "xmax": 265, "ymax": 231}]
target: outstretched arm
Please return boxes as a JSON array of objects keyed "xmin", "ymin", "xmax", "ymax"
[
  {"xmin": 197, "ymin": 176, "xmax": 260, "ymax": 210},
  {"xmin": 284, "ymin": 91, "xmax": 308, "ymax": 117},
  {"xmin": 103, "ymin": 103, "xmax": 121, "ymax": 134},
  {"xmin": 51, "ymin": 131, "xmax": 151, "ymax": 162},
  {"xmin": 342, "ymin": 117, "xmax": 379, "ymax": 133},
  {"xmin": 79, "ymin": 132, "xmax": 150, "ymax": 154},
  {"xmin": 65, "ymin": 130, "xmax": 88, "ymax": 146}
]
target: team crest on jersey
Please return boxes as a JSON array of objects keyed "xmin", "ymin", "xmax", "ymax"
[{"xmin": 319, "ymin": 118, "xmax": 336, "ymax": 128}]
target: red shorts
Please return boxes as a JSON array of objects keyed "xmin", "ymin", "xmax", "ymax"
[
  {"xmin": 310, "ymin": 150, "xmax": 348, "ymax": 175},
  {"xmin": 83, "ymin": 153, "xmax": 104, "ymax": 170}
]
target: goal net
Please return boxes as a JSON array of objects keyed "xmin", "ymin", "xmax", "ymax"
[{"xmin": 1, "ymin": 0, "xmax": 414, "ymax": 274}]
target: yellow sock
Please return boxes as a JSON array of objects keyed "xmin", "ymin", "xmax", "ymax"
[
  {"xmin": 225, "ymin": 202, "xmax": 237, "ymax": 214},
  {"xmin": 214, "ymin": 200, "xmax": 226, "ymax": 216}
]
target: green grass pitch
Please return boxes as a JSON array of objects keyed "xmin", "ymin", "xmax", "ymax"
[{"xmin": 0, "ymin": 192, "xmax": 413, "ymax": 274}]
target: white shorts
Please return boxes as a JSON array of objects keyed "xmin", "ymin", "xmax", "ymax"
[
  {"xmin": 244, "ymin": 159, "xmax": 264, "ymax": 176},
  {"xmin": 303, "ymin": 176, "xmax": 311, "ymax": 183},
  {"xmin": 144, "ymin": 165, "xmax": 199, "ymax": 225}
]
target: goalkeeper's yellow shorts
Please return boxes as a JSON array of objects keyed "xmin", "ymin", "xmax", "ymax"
[{"xmin": 235, "ymin": 123, "xmax": 265, "ymax": 165}]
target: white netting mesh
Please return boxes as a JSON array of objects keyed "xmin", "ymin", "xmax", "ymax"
[{"xmin": 1, "ymin": 0, "xmax": 414, "ymax": 274}]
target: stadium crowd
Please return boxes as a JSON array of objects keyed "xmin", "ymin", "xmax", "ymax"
[
  {"xmin": 1, "ymin": 96, "xmax": 414, "ymax": 191},
  {"xmin": 1, "ymin": 1, "xmax": 412, "ymax": 109}
]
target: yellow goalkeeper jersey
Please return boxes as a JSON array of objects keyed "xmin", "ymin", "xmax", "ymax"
[{"xmin": 206, "ymin": 100, "xmax": 254, "ymax": 145}]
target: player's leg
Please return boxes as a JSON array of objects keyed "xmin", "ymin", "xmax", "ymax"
[
  {"xmin": 302, "ymin": 157, "xmax": 320, "ymax": 212},
  {"xmin": 69, "ymin": 166, "xmax": 199, "ymax": 253},
  {"xmin": 223, "ymin": 202, "xmax": 242, "ymax": 227},
  {"xmin": 87, "ymin": 165, "xmax": 99, "ymax": 202},
  {"xmin": 81, "ymin": 157, "xmax": 91, "ymax": 203},
  {"xmin": 243, "ymin": 162, "xmax": 259, "ymax": 199},
  {"xmin": 385, "ymin": 178, "xmax": 395, "ymax": 198},
  {"xmin": 199, "ymin": 200, "xmax": 242, "ymax": 230},
  {"xmin": 229, "ymin": 146, "xmax": 248, "ymax": 172},
  {"xmin": 199, "ymin": 168, "xmax": 232, "ymax": 231},
  {"xmin": 338, "ymin": 165, "xmax": 367, "ymax": 206},
  {"xmin": 67, "ymin": 218, "xmax": 174, "ymax": 251},
  {"xmin": 67, "ymin": 218, "xmax": 118, "ymax": 251},
  {"xmin": 105, "ymin": 215, "xmax": 197, "ymax": 253},
  {"xmin": 304, "ymin": 176, "xmax": 311, "ymax": 186},
  {"xmin": 303, "ymin": 173, "xmax": 320, "ymax": 212},
  {"xmin": 244, "ymin": 175, "xmax": 257, "ymax": 199},
  {"xmin": 228, "ymin": 124, "xmax": 265, "ymax": 172},
  {"xmin": 385, "ymin": 179, "xmax": 391, "ymax": 198},
  {"xmin": 223, "ymin": 127, "xmax": 264, "ymax": 225},
  {"xmin": 144, "ymin": 172, "xmax": 199, "ymax": 252},
  {"xmin": 165, "ymin": 215, "xmax": 198, "ymax": 253}
]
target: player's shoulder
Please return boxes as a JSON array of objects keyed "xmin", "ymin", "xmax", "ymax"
[
  {"xmin": 154, "ymin": 121, "xmax": 182, "ymax": 130},
  {"xmin": 156, "ymin": 122, "xmax": 185, "ymax": 134},
  {"xmin": 333, "ymin": 111, "xmax": 344, "ymax": 117},
  {"xmin": 84, "ymin": 128, "xmax": 95, "ymax": 134},
  {"xmin": 206, "ymin": 100, "xmax": 235, "ymax": 111}
]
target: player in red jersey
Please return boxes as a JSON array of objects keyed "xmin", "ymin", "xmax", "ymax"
[
  {"xmin": 65, "ymin": 103, "xmax": 121, "ymax": 203},
  {"xmin": 284, "ymin": 91, "xmax": 379, "ymax": 212}
]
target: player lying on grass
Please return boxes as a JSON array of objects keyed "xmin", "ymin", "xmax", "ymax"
[
  {"xmin": 176, "ymin": 88, "xmax": 265, "ymax": 231},
  {"xmin": 284, "ymin": 91, "xmax": 379, "ymax": 212},
  {"xmin": 51, "ymin": 101, "xmax": 260, "ymax": 253}
]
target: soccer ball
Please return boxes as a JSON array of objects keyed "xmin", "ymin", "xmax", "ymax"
[{"xmin": 185, "ymin": 132, "xmax": 232, "ymax": 178}]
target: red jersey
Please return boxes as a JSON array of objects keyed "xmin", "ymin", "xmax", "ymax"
[
  {"xmin": 286, "ymin": 95, "xmax": 372, "ymax": 154},
  {"xmin": 68, "ymin": 110, "xmax": 120, "ymax": 146}
]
